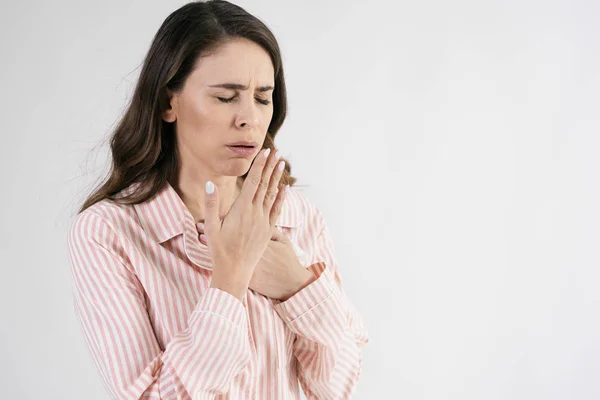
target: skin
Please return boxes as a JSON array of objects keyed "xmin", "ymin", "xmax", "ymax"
[{"xmin": 162, "ymin": 38, "xmax": 315, "ymax": 301}]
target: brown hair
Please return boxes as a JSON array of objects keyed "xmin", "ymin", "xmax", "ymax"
[{"xmin": 78, "ymin": 0, "xmax": 296, "ymax": 213}]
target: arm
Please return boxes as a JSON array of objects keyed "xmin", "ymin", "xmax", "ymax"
[
  {"xmin": 273, "ymin": 209, "xmax": 369, "ymax": 399},
  {"xmin": 68, "ymin": 211, "xmax": 252, "ymax": 400}
]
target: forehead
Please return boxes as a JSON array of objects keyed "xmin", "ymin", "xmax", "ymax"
[{"xmin": 189, "ymin": 38, "xmax": 275, "ymax": 87}]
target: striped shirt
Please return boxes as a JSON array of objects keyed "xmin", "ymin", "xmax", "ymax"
[{"xmin": 67, "ymin": 181, "xmax": 369, "ymax": 399}]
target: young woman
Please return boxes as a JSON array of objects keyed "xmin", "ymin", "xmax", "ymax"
[{"xmin": 67, "ymin": 1, "xmax": 369, "ymax": 398}]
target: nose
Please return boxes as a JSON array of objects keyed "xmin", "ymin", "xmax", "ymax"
[{"xmin": 235, "ymin": 97, "xmax": 261, "ymax": 130}]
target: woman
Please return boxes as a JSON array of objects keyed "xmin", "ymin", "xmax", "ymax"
[{"xmin": 67, "ymin": 1, "xmax": 369, "ymax": 399}]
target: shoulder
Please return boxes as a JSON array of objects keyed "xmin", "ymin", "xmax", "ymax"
[{"xmin": 68, "ymin": 192, "xmax": 139, "ymax": 249}]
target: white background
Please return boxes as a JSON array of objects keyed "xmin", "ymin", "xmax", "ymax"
[{"xmin": 1, "ymin": 0, "xmax": 599, "ymax": 399}]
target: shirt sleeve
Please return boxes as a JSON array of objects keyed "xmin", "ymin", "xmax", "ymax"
[
  {"xmin": 67, "ymin": 211, "xmax": 252, "ymax": 400},
  {"xmin": 273, "ymin": 209, "xmax": 370, "ymax": 399}
]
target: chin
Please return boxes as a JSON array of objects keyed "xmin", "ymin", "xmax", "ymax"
[{"xmin": 221, "ymin": 159, "xmax": 252, "ymax": 177}]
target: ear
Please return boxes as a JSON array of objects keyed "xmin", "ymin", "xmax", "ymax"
[{"xmin": 162, "ymin": 88, "xmax": 178, "ymax": 123}]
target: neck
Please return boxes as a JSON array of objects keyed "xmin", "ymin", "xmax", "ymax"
[{"xmin": 170, "ymin": 165, "xmax": 242, "ymax": 224}]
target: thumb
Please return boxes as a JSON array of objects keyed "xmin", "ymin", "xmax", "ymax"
[{"xmin": 204, "ymin": 181, "xmax": 220, "ymax": 234}]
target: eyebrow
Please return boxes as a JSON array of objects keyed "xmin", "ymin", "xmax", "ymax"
[{"xmin": 208, "ymin": 83, "xmax": 274, "ymax": 92}]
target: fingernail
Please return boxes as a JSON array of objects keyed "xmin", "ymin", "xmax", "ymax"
[
  {"xmin": 197, "ymin": 222, "xmax": 204, "ymax": 230},
  {"xmin": 278, "ymin": 160, "xmax": 285, "ymax": 171},
  {"xmin": 200, "ymin": 234, "xmax": 206, "ymax": 242},
  {"xmin": 264, "ymin": 148, "xmax": 271, "ymax": 158},
  {"xmin": 205, "ymin": 181, "xmax": 214, "ymax": 194},
  {"xmin": 275, "ymin": 150, "xmax": 281, "ymax": 159}
]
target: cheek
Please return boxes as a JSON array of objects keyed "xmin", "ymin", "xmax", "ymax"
[
  {"xmin": 177, "ymin": 103, "xmax": 223, "ymax": 149},
  {"xmin": 262, "ymin": 107, "xmax": 274, "ymax": 129},
  {"xmin": 184, "ymin": 100, "xmax": 230, "ymax": 134},
  {"xmin": 189, "ymin": 98, "xmax": 224, "ymax": 123}
]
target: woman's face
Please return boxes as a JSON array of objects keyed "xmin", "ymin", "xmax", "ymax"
[{"xmin": 163, "ymin": 37, "xmax": 275, "ymax": 178}]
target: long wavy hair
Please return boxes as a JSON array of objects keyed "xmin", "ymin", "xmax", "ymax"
[{"xmin": 78, "ymin": 0, "xmax": 296, "ymax": 213}]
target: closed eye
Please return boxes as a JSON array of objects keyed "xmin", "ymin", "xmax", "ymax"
[{"xmin": 217, "ymin": 96, "xmax": 271, "ymax": 105}]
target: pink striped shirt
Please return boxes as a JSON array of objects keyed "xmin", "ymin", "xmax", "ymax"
[{"xmin": 67, "ymin": 181, "xmax": 369, "ymax": 399}]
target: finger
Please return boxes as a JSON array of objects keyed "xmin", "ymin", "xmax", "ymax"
[
  {"xmin": 254, "ymin": 149, "xmax": 281, "ymax": 206},
  {"xmin": 239, "ymin": 148, "xmax": 270, "ymax": 204},
  {"xmin": 199, "ymin": 233, "xmax": 207, "ymax": 244},
  {"xmin": 269, "ymin": 184, "xmax": 288, "ymax": 227},
  {"xmin": 204, "ymin": 181, "xmax": 220, "ymax": 235},
  {"xmin": 264, "ymin": 159, "xmax": 285, "ymax": 211}
]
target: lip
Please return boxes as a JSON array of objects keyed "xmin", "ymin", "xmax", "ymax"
[
  {"xmin": 227, "ymin": 141, "xmax": 259, "ymax": 147},
  {"xmin": 227, "ymin": 144, "xmax": 258, "ymax": 157}
]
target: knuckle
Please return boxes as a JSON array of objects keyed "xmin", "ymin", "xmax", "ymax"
[
  {"xmin": 265, "ymin": 191, "xmax": 276, "ymax": 201},
  {"xmin": 206, "ymin": 199, "xmax": 217, "ymax": 208},
  {"xmin": 250, "ymin": 176, "xmax": 261, "ymax": 186}
]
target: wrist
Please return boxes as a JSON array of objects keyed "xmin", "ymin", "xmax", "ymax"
[
  {"xmin": 280, "ymin": 268, "xmax": 316, "ymax": 302},
  {"xmin": 210, "ymin": 273, "xmax": 248, "ymax": 301}
]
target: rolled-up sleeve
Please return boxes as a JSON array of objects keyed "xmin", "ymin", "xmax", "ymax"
[
  {"xmin": 68, "ymin": 211, "xmax": 252, "ymax": 399},
  {"xmin": 273, "ymin": 210, "xmax": 369, "ymax": 399}
]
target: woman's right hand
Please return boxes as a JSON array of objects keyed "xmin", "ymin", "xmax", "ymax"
[{"xmin": 203, "ymin": 148, "xmax": 287, "ymax": 300}]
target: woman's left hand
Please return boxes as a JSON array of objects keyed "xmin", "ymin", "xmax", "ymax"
[{"xmin": 198, "ymin": 223, "xmax": 315, "ymax": 301}]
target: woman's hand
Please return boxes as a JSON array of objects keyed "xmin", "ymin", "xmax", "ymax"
[
  {"xmin": 198, "ymin": 225, "xmax": 316, "ymax": 302},
  {"xmin": 202, "ymin": 148, "xmax": 287, "ymax": 300},
  {"xmin": 248, "ymin": 229, "xmax": 316, "ymax": 301}
]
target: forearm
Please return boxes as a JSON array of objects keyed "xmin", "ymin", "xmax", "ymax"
[{"xmin": 273, "ymin": 263, "xmax": 369, "ymax": 399}]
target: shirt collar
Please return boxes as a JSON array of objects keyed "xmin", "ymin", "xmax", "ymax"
[{"xmin": 131, "ymin": 180, "xmax": 303, "ymax": 244}]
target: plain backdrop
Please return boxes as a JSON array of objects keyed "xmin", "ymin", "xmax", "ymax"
[{"xmin": 1, "ymin": 0, "xmax": 599, "ymax": 399}]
